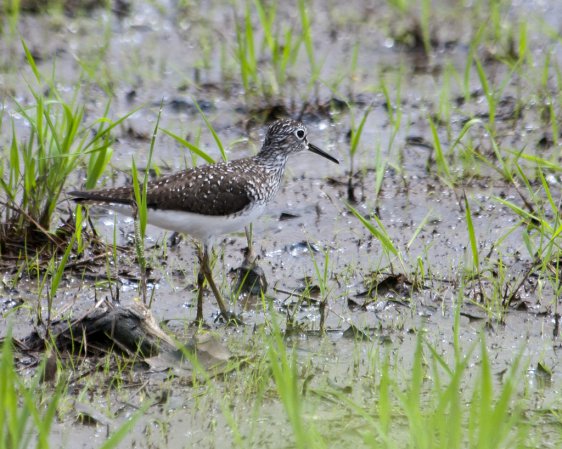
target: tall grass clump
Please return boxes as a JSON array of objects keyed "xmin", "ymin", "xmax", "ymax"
[
  {"xmin": 0, "ymin": 40, "xmax": 133, "ymax": 253},
  {"xmin": 0, "ymin": 332, "xmax": 60, "ymax": 449},
  {"xmin": 130, "ymin": 104, "xmax": 163, "ymax": 305},
  {"xmin": 316, "ymin": 326, "xmax": 533, "ymax": 448},
  {"xmin": 492, "ymin": 165, "xmax": 562, "ymax": 309},
  {"xmin": 267, "ymin": 321, "xmax": 318, "ymax": 449},
  {"xmin": 385, "ymin": 0, "xmax": 433, "ymax": 55},
  {"xmin": 233, "ymin": 0, "xmax": 321, "ymax": 104},
  {"xmin": 0, "ymin": 330, "xmax": 149, "ymax": 449}
]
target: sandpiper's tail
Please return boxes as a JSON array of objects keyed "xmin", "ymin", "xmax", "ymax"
[{"xmin": 68, "ymin": 186, "xmax": 134, "ymax": 206}]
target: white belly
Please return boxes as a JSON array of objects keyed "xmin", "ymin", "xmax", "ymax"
[{"xmin": 105, "ymin": 203, "xmax": 266, "ymax": 244}]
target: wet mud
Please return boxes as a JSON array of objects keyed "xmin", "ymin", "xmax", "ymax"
[{"xmin": 1, "ymin": 0, "xmax": 562, "ymax": 447}]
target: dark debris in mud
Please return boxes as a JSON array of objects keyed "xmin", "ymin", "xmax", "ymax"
[
  {"xmin": 8, "ymin": 298, "xmax": 233, "ymax": 380},
  {"xmin": 357, "ymin": 272, "xmax": 415, "ymax": 300},
  {"xmin": 231, "ymin": 259, "xmax": 268, "ymax": 297},
  {"xmin": 17, "ymin": 299, "xmax": 175, "ymax": 358},
  {"xmin": 0, "ymin": 206, "xmax": 114, "ymax": 272}
]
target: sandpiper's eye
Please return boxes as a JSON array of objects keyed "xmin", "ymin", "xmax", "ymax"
[{"xmin": 295, "ymin": 129, "xmax": 305, "ymax": 140}]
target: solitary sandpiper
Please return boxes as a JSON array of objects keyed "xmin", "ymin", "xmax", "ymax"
[{"xmin": 69, "ymin": 119, "xmax": 339, "ymax": 322}]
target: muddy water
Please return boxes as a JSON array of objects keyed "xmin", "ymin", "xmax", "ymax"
[{"xmin": 2, "ymin": 0, "xmax": 562, "ymax": 447}]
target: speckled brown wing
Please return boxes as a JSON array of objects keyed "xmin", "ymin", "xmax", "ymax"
[
  {"xmin": 144, "ymin": 160, "xmax": 254, "ymax": 216},
  {"xmin": 69, "ymin": 159, "xmax": 257, "ymax": 217}
]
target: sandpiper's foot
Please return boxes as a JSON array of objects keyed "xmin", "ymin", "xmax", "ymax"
[
  {"xmin": 215, "ymin": 311, "xmax": 244, "ymax": 326},
  {"xmin": 189, "ymin": 317, "xmax": 210, "ymax": 329}
]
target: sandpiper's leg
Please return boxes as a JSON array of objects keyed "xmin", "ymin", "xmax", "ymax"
[
  {"xmin": 244, "ymin": 225, "xmax": 256, "ymax": 263},
  {"xmin": 196, "ymin": 267, "xmax": 205, "ymax": 323},
  {"xmin": 192, "ymin": 246, "xmax": 207, "ymax": 325},
  {"xmin": 200, "ymin": 244, "xmax": 230, "ymax": 319}
]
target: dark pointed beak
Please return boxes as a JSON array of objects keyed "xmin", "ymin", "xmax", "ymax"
[{"xmin": 308, "ymin": 142, "xmax": 339, "ymax": 164}]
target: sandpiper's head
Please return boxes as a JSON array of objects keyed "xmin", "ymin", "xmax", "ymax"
[{"xmin": 260, "ymin": 119, "xmax": 339, "ymax": 164}]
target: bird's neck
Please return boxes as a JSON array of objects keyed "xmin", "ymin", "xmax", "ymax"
[{"xmin": 255, "ymin": 146, "xmax": 290, "ymax": 170}]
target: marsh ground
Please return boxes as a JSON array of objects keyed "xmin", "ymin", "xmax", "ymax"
[{"xmin": 1, "ymin": 0, "xmax": 562, "ymax": 448}]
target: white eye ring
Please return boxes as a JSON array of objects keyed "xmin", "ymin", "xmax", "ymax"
[{"xmin": 295, "ymin": 129, "xmax": 305, "ymax": 139}]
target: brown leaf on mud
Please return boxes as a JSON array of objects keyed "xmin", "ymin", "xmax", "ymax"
[{"xmin": 144, "ymin": 333, "xmax": 233, "ymax": 379}]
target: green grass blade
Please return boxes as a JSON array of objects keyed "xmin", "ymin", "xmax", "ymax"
[
  {"xmin": 348, "ymin": 204, "xmax": 398, "ymax": 257},
  {"xmin": 493, "ymin": 196, "xmax": 544, "ymax": 229},
  {"xmin": 407, "ymin": 210, "xmax": 432, "ymax": 249},
  {"xmin": 193, "ymin": 100, "xmax": 227, "ymax": 161},
  {"xmin": 21, "ymin": 38, "xmax": 41, "ymax": 83},
  {"xmin": 49, "ymin": 234, "xmax": 76, "ymax": 300},
  {"xmin": 474, "ymin": 57, "xmax": 495, "ymax": 130},
  {"xmin": 429, "ymin": 116, "xmax": 451, "ymax": 179},
  {"xmin": 161, "ymin": 128, "xmax": 215, "ymax": 164},
  {"xmin": 350, "ymin": 105, "xmax": 372, "ymax": 158},
  {"xmin": 97, "ymin": 402, "xmax": 152, "ymax": 449},
  {"xmin": 298, "ymin": 0, "xmax": 316, "ymax": 73},
  {"xmin": 464, "ymin": 194, "xmax": 479, "ymax": 272},
  {"xmin": 85, "ymin": 144, "xmax": 113, "ymax": 189}
]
